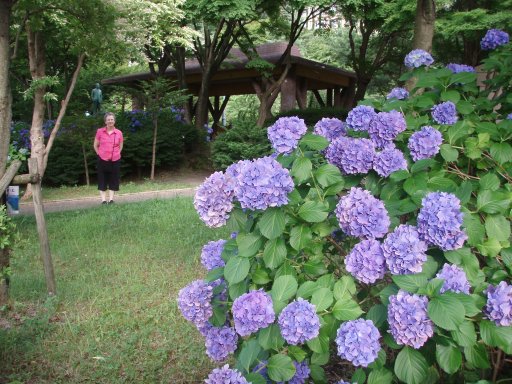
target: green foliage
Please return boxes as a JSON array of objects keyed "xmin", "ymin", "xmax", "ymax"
[
  {"xmin": 188, "ymin": 38, "xmax": 512, "ymax": 382},
  {"xmin": 211, "ymin": 120, "xmax": 271, "ymax": 171},
  {"xmin": 0, "ymin": 205, "xmax": 17, "ymax": 251}
]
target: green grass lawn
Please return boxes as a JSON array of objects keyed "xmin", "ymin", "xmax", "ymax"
[{"xmin": 0, "ymin": 198, "xmax": 229, "ymax": 383}]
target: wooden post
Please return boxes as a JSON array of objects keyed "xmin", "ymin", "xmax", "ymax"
[
  {"xmin": 28, "ymin": 158, "xmax": 56, "ymax": 296},
  {"xmin": 280, "ymin": 69, "xmax": 297, "ymax": 112}
]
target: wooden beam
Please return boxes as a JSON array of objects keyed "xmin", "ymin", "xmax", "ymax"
[
  {"xmin": 0, "ymin": 160, "xmax": 22, "ymax": 196},
  {"xmin": 312, "ymin": 90, "xmax": 325, "ymax": 107},
  {"xmin": 326, "ymin": 89, "xmax": 333, "ymax": 107}
]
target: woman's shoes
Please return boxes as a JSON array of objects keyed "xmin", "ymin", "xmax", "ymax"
[{"xmin": 108, "ymin": 200, "xmax": 114, "ymax": 204}]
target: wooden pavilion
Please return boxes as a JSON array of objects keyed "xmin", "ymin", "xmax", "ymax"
[{"xmin": 102, "ymin": 42, "xmax": 356, "ymax": 125}]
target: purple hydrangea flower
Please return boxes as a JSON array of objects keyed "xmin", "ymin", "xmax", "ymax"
[
  {"xmin": 197, "ymin": 321, "xmax": 214, "ymax": 337},
  {"xmin": 436, "ymin": 263, "xmax": 471, "ymax": 294},
  {"xmin": 507, "ymin": 113, "xmax": 512, "ymax": 120},
  {"xmin": 335, "ymin": 187, "xmax": 390, "ymax": 239},
  {"xmin": 278, "ymin": 361, "xmax": 310, "ymax": 384},
  {"xmin": 177, "ymin": 280, "xmax": 213, "ymax": 326},
  {"xmin": 432, "ymin": 101, "xmax": 458, "ymax": 125},
  {"xmin": 404, "ymin": 49, "xmax": 434, "ymax": 68},
  {"xmin": 278, "ymin": 298, "xmax": 320, "ymax": 345},
  {"xmin": 252, "ymin": 361, "xmax": 270, "ymax": 382},
  {"xmin": 234, "ymin": 157, "xmax": 294, "ymax": 211},
  {"xmin": 205, "ymin": 325, "xmax": 239, "ymax": 361},
  {"xmin": 194, "ymin": 172, "xmax": 234, "ymax": 228},
  {"xmin": 368, "ymin": 110, "xmax": 407, "ymax": 148},
  {"xmin": 267, "ymin": 116, "xmax": 307, "ymax": 154},
  {"xmin": 232, "ymin": 290, "xmax": 275, "ymax": 336},
  {"xmin": 408, "ymin": 126, "xmax": 443, "ymax": 161},
  {"xmin": 326, "ymin": 137, "xmax": 375, "ymax": 175},
  {"xmin": 205, "ymin": 364, "xmax": 249, "ymax": 384},
  {"xmin": 387, "ymin": 87, "xmax": 409, "ymax": 100},
  {"xmin": 481, "ymin": 29, "xmax": 510, "ymax": 50},
  {"xmin": 373, "ymin": 147, "xmax": 408, "ymax": 177},
  {"xmin": 446, "ymin": 63, "xmax": 476, "ymax": 73},
  {"xmin": 314, "ymin": 117, "xmax": 347, "ymax": 142},
  {"xmin": 382, "ymin": 225, "xmax": 427, "ymax": 275},
  {"xmin": 345, "ymin": 239, "xmax": 385, "ymax": 284},
  {"xmin": 388, "ymin": 290, "xmax": 434, "ymax": 349},
  {"xmin": 417, "ymin": 192, "xmax": 467, "ymax": 251},
  {"xmin": 201, "ymin": 239, "xmax": 227, "ymax": 271},
  {"xmin": 335, "ymin": 319, "xmax": 381, "ymax": 367},
  {"xmin": 346, "ymin": 105, "xmax": 377, "ymax": 131},
  {"xmin": 336, "ymin": 381, "xmax": 351, "ymax": 384},
  {"xmin": 225, "ymin": 160, "xmax": 251, "ymax": 184},
  {"xmin": 484, "ymin": 281, "xmax": 512, "ymax": 326}
]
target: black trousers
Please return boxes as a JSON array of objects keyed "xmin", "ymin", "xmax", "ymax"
[{"xmin": 97, "ymin": 158, "xmax": 120, "ymax": 191}]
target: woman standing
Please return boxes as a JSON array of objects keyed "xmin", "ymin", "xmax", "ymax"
[{"xmin": 93, "ymin": 112, "xmax": 123, "ymax": 204}]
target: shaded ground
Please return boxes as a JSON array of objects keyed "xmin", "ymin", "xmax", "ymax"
[{"xmin": 19, "ymin": 169, "xmax": 212, "ymax": 214}]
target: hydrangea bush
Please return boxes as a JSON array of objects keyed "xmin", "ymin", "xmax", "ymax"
[{"xmin": 180, "ymin": 30, "xmax": 512, "ymax": 383}]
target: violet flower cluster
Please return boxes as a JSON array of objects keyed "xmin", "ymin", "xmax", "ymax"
[
  {"xmin": 234, "ymin": 156, "xmax": 294, "ymax": 211},
  {"xmin": 232, "ymin": 289, "xmax": 275, "ymax": 336},
  {"xmin": 326, "ymin": 137, "xmax": 375, "ymax": 175},
  {"xmin": 205, "ymin": 326, "xmax": 238, "ymax": 362},
  {"xmin": 436, "ymin": 263, "xmax": 471, "ymax": 294},
  {"xmin": 432, "ymin": 101, "xmax": 458, "ymax": 125},
  {"xmin": 335, "ymin": 187, "xmax": 390, "ymax": 239},
  {"xmin": 345, "ymin": 105, "xmax": 377, "ymax": 131},
  {"xmin": 481, "ymin": 29, "xmax": 510, "ymax": 50},
  {"xmin": 387, "ymin": 87, "xmax": 409, "ymax": 100},
  {"xmin": 177, "ymin": 280, "xmax": 213, "ymax": 326},
  {"xmin": 484, "ymin": 281, "xmax": 512, "ymax": 326},
  {"xmin": 201, "ymin": 239, "xmax": 226, "ymax": 271},
  {"xmin": 382, "ymin": 225, "xmax": 427, "ymax": 275},
  {"xmin": 278, "ymin": 361, "xmax": 310, "ymax": 384},
  {"xmin": 345, "ymin": 239, "xmax": 385, "ymax": 284},
  {"xmin": 446, "ymin": 63, "xmax": 476, "ymax": 73},
  {"xmin": 278, "ymin": 298, "xmax": 320, "ymax": 345},
  {"xmin": 417, "ymin": 192, "xmax": 467, "ymax": 251},
  {"xmin": 388, "ymin": 290, "xmax": 434, "ymax": 349},
  {"xmin": 267, "ymin": 116, "xmax": 307, "ymax": 154},
  {"xmin": 404, "ymin": 49, "xmax": 434, "ymax": 68},
  {"xmin": 205, "ymin": 365, "xmax": 249, "ymax": 384},
  {"xmin": 314, "ymin": 117, "xmax": 347, "ymax": 142},
  {"xmin": 373, "ymin": 147, "xmax": 408, "ymax": 177},
  {"xmin": 194, "ymin": 172, "xmax": 234, "ymax": 228},
  {"xmin": 335, "ymin": 319, "xmax": 381, "ymax": 367},
  {"xmin": 368, "ymin": 110, "xmax": 407, "ymax": 148},
  {"xmin": 408, "ymin": 126, "xmax": 443, "ymax": 161}
]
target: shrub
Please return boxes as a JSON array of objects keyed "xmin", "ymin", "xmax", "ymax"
[
  {"xmin": 269, "ymin": 106, "xmax": 349, "ymax": 126},
  {"xmin": 181, "ymin": 29, "xmax": 512, "ymax": 384}
]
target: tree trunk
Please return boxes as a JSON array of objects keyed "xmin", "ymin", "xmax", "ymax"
[
  {"xmin": 0, "ymin": 0, "xmax": 13, "ymax": 176},
  {"xmin": 0, "ymin": 248, "xmax": 9, "ymax": 306},
  {"xmin": 195, "ymin": 66, "xmax": 213, "ymax": 129},
  {"xmin": 354, "ymin": 77, "xmax": 371, "ymax": 105},
  {"xmin": 412, "ymin": 0, "xmax": 436, "ymax": 52},
  {"xmin": 82, "ymin": 142, "xmax": 90, "ymax": 186},
  {"xmin": 150, "ymin": 111, "xmax": 157, "ymax": 180}
]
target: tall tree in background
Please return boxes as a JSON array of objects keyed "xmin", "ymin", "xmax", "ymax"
[
  {"xmin": 412, "ymin": 0, "xmax": 435, "ymax": 52},
  {"xmin": 338, "ymin": 0, "xmax": 414, "ymax": 104},
  {"xmin": 10, "ymin": 0, "xmax": 119, "ymax": 295}
]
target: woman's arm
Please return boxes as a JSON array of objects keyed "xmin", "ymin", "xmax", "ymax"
[{"xmin": 93, "ymin": 138, "xmax": 100, "ymax": 155}]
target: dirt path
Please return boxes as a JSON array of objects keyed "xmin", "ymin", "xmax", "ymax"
[{"xmin": 18, "ymin": 170, "xmax": 211, "ymax": 215}]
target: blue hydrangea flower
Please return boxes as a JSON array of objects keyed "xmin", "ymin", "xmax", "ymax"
[
  {"xmin": 484, "ymin": 281, "xmax": 512, "ymax": 326},
  {"xmin": 507, "ymin": 113, "xmax": 512, "ymax": 120},
  {"xmin": 368, "ymin": 110, "xmax": 407, "ymax": 148},
  {"xmin": 404, "ymin": 49, "xmax": 434, "ymax": 68},
  {"xmin": 314, "ymin": 117, "xmax": 347, "ymax": 142},
  {"xmin": 177, "ymin": 280, "xmax": 213, "ymax": 326},
  {"xmin": 201, "ymin": 239, "xmax": 227, "ymax": 271},
  {"xmin": 278, "ymin": 361, "xmax": 310, "ymax": 384},
  {"xmin": 267, "ymin": 116, "xmax": 307, "ymax": 154},
  {"xmin": 481, "ymin": 29, "xmax": 510, "ymax": 50},
  {"xmin": 387, "ymin": 87, "xmax": 409, "ymax": 100},
  {"xmin": 335, "ymin": 319, "xmax": 381, "ymax": 367},
  {"xmin": 234, "ymin": 157, "xmax": 294, "ymax": 211},
  {"xmin": 335, "ymin": 381, "xmax": 351, "ymax": 384},
  {"xmin": 232, "ymin": 290, "xmax": 275, "ymax": 336},
  {"xmin": 225, "ymin": 160, "xmax": 251, "ymax": 185},
  {"xmin": 194, "ymin": 172, "xmax": 234, "ymax": 228},
  {"xmin": 326, "ymin": 137, "xmax": 375, "ymax": 175},
  {"xmin": 252, "ymin": 361, "xmax": 270, "ymax": 383},
  {"xmin": 335, "ymin": 187, "xmax": 390, "ymax": 239},
  {"xmin": 278, "ymin": 298, "xmax": 320, "ymax": 345},
  {"xmin": 345, "ymin": 239, "xmax": 385, "ymax": 284},
  {"xmin": 197, "ymin": 321, "xmax": 214, "ymax": 337},
  {"xmin": 205, "ymin": 325, "xmax": 238, "ymax": 361},
  {"xmin": 417, "ymin": 192, "xmax": 467, "ymax": 251},
  {"xmin": 432, "ymin": 101, "xmax": 458, "ymax": 125},
  {"xmin": 446, "ymin": 63, "xmax": 476, "ymax": 73},
  {"xmin": 388, "ymin": 290, "xmax": 434, "ymax": 349},
  {"xmin": 346, "ymin": 105, "xmax": 377, "ymax": 131},
  {"xmin": 373, "ymin": 147, "xmax": 408, "ymax": 177},
  {"xmin": 408, "ymin": 126, "xmax": 443, "ymax": 161},
  {"xmin": 435, "ymin": 263, "xmax": 471, "ymax": 294},
  {"xmin": 205, "ymin": 364, "xmax": 249, "ymax": 384},
  {"xmin": 382, "ymin": 225, "xmax": 427, "ymax": 275}
]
